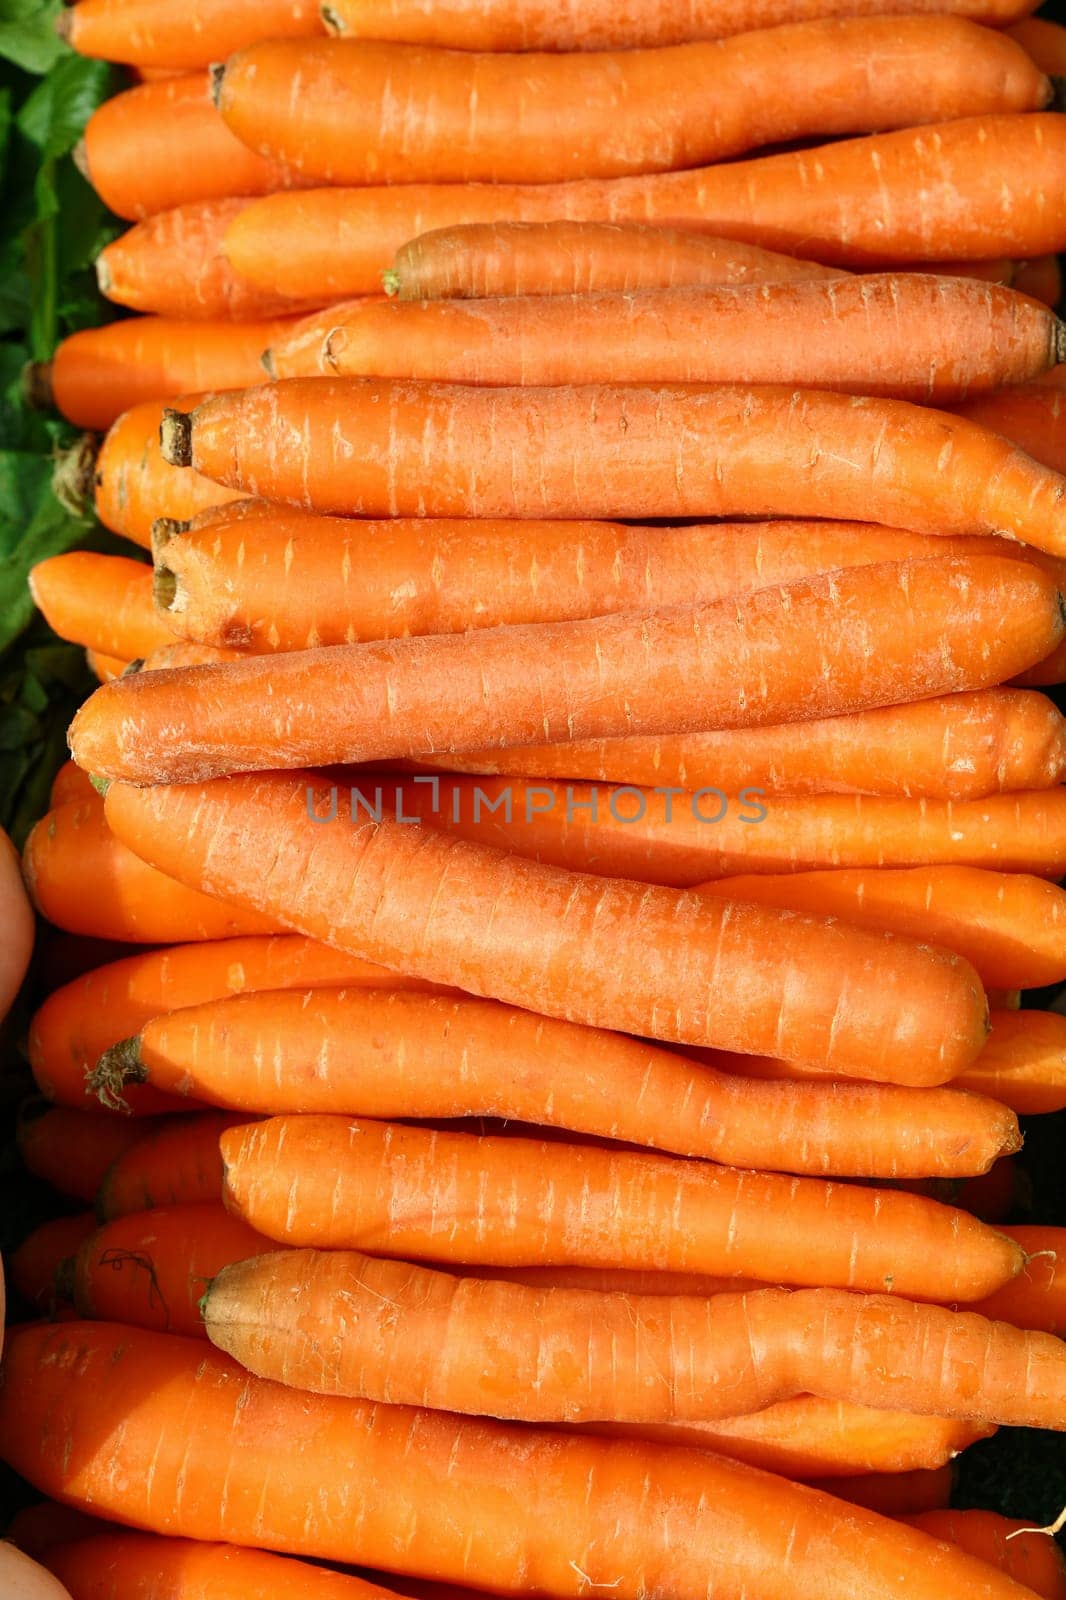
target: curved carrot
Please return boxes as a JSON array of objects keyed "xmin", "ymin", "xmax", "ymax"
[
  {"xmin": 158, "ymin": 378, "xmax": 1066, "ymax": 554},
  {"xmin": 22, "ymin": 796, "xmax": 280, "ymax": 943},
  {"xmin": 222, "ymin": 116, "xmax": 1066, "ymax": 301},
  {"xmin": 94, "ymin": 396, "xmax": 244, "ymax": 550},
  {"xmin": 28, "ymin": 934, "xmax": 438, "ymax": 1115},
  {"xmin": 17, "ymin": 1104, "xmax": 149, "ymax": 1203},
  {"xmin": 216, "ymin": 21, "xmax": 1048, "ymax": 187},
  {"xmin": 29, "ymin": 552, "xmax": 173, "ymax": 660},
  {"xmin": 220, "ymin": 1116, "xmax": 1021, "ymax": 1300},
  {"xmin": 97, "ymin": 199, "xmax": 321, "ymax": 321},
  {"xmin": 319, "ymin": 277, "xmax": 1064, "ymax": 403},
  {"xmin": 69, "ymin": 1202, "xmax": 269, "ymax": 1336},
  {"xmin": 79, "ymin": 72, "xmax": 300, "ymax": 221},
  {"xmin": 60, "ymin": 0, "xmax": 322, "ymax": 69},
  {"xmin": 101, "ymin": 771, "xmax": 992, "ymax": 1085},
  {"xmin": 1008, "ymin": 16, "xmax": 1066, "ymax": 74},
  {"xmin": 422, "ymin": 689, "xmax": 1066, "ymax": 803},
  {"xmin": 952, "ymin": 1009, "xmax": 1066, "ymax": 1114},
  {"xmin": 98, "ymin": 1110, "xmax": 253, "ymax": 1219},
  {"xmin": 904, "ymin": 1512, "xmax": 1066, "ymax": 1600},
  {"xmin": 970, "ymin": 1226, "xmax": 1066, "ymax": 1336},
  {"xmin": 1, "ymin": 1323, "xmax": 1037, "ymax": 1600},
  {"xmin": 95, "ymin": 987, "xmax": 1020, "ymax": 1178},
  {"xmin": 8, "ymin": 1213, "xmax": 96, "ymax": 1314}
]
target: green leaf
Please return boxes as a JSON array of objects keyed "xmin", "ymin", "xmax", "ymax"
[
  {"xmin": 15, "ymin": 51, "xmax": 111, "ymax": 158},
  {"xmin": 0, "ymin": 0, "xmax": 63, "ymax": 74}
]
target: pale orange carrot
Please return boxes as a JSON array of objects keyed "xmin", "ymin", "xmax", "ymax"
[
  {"xmin": 29, "ymin": 551, "xmax": 173, "ymax": 660},
  {"xmin": 970, "ymin": 1226, "xmax": 1066, "ymax": 1336},
  {"xmin": 953, "ymin": 383, "xmax": 1066, "ymax": 479},
  {"xmin": 93, "ymin": 395, "xmax": 245, "ymax": 550},
  {"xmin": 61, "ymin": 0, "xmax": 323, "ymax": 70}
]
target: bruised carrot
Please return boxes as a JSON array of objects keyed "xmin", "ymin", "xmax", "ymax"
[
  {"xmin": 94, "ymin": 987, "xmax": 1020, "ymax": 1178},
  {"xmin": 60, "ymin": 0, "xmax": 323, "ymax": 69},
  {"xmin": 952, "ymin": 384, "xmax": 1066, "ymax": 478},
  {"xmin": 970, "ymin": 1227, "xmax": 1066, "ymax": 1335},
  {"xmin": 423, "ymin": 690, "xmax": 1066, "ymax": 803},
  {"xmin": 222, "ymin": 117, "xmax": 1066, "ymax": 301},
  {"xmin": 951, "ymin": 1009, "xmax": 1066, "ymax": 1114},
  {"xmin": 157, "ymin": 378, "xmax": 1066, "ymax": 554},
  {"xmin": 29, "ymin": 552, "xmax": 173, "ymax": 660},
  {"xmin": 37, "ymin": 317, "xmax": 299, "ymax": 430},
  {"xmin": 49, "ymin": 760, "xmax": 98, "ymax": 809},
  {"xmin": 68, "ymin": 1203, "xmax": 268, "ymax": 1336},
  {"xmin": 8, "ymin": 1214, "xmax": 96, "ymax": 1313},
  {"xmin": 98, "ymin": 1111, "xmax": 253, "ymax": 1219},
  {"xmin": 78, "ymin": 72, "xmax": 302, "ymax": 221},
  {"xmin": 216, "ymin": 21, "xmax": 1049, "ymax": 187},
  {"xmin": 97, "ymin": 199, "xmax": 321, "ymax": 321},
  {"xmin": 817, "ymin": 1468, "xmax": 953, "ymax": 1516},
  {"xmin": 221, "ymin": 1116, "xmax": 1021, "ymax": 1300},
  {"xmin": 17, "ymin": 1104, "xmax": 149, "ymax": 1202},
  {"xmin": 1008, "ymin": 16, "xmax": 1066, "ymax": 74},
  {"xmin": 28, "ymin": 934, "xmax": 440, "ymax": 1114},
  {"xmin": 22, "ymin": 796, "xmax": 280, "ymax": 943},
  {"xmin": 904, "ymin": 1512, "xmax": 1066, "ymax": 1600},
  {"xmin": 94, "ymin": 397, "xmax": 245, "ymax": 550},
  {"xmin": 1, "ymin": 1324, "xmax": 1039, "ymax": 1600},
  {"xmin": 319, "ymin": 277, "xmax": 1064, "ymax": 402},
  {"xmin": 101, "ymin": 771, "xmax": 992, "ymax": 1084},
  {"xmin": 86, "ymin": 649, "xmax": 129, "ymax": 682}
]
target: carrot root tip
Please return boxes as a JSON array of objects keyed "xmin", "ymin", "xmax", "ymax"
[
  {"xmin": 261, "ymin": 345, "xmax": 276, "ymax": 378},
  {"xmin": 94, "ymin": 254, "xmax": 111, "ymax": 294},
  {"xmin": 153, "ymin": 565, "xmax": 178, "ymax": 612},
  {"xmin": 320, "ymin": 2, "xmax": 344, "ymax": 31},
  {"xmin": 121, "ymin": 659, "xmax": 144, "ymax": 677},
  {"xmin": 381, "ymin": 269, "xmax": 401, "ymax": 297},
  {"xmin": 87, "ymin": 1038, "xmax": 146, "ymax": 1113},
  {"xmin": 23, "ymin": 361, "xmax": 53, "ymax": 414},
  {"xmin": 160, "ymin": 409, "xmax": 192, "ymax": 467}
]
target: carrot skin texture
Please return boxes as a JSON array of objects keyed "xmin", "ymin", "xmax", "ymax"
[
  {"xmin": 216, "ymin": 22, "xmax": 1049, "ymax": 187},
  {"xmin": 94, "ymin": 395, "xmax": 245, "ymax": 550},
  {"xmin": 160, "ymin": 378, "xmax": 1066, "ymax": 554},
  {"xmin": 951, "ymin": 1009, "xmax": 1066, "ymax": 1114},
  {"xmin": 65, "ymin": 0, "xmax": 323, "ymax": 70},
  {"xmin": 904, "ymin": 1512, "xmax": 1066, "ymax": 1600},
  {"xmin": 44, "ymin": 1533, "xmax": 401, "ymax": 1599},
  {"xmin": 30, "ymin": 552, "xmax": 172, "ymax": 660},
  {"xmin": 0, "ymin": 1322, "xmax": 1042, "ymax": 1600},
  {"xmin": 970, "ymin": 1226, "xmax": 1066, "ymax": 1335},
  {"xmin": 101, "ymin": 772, "xmax": 991, "ymax": 1085},
  {"xmin": 17, "ymin": 1106, "xmax": 150, "ymax": 1203},
  {"xmin": 98, "ymin": 1111, "xmax": 253, "ymax": 1219},
  {"xmin": 69, "ymin": 556, "xmax": 1066, "ymax": 784},
  {"xmin": 318, "ymin": 277, "xmax": 1063, "ymax": 404},
  {"xmin": 222, "ymin": 116, "xmax": 1066, "ymax": 299},
  {"xmin": 109, "ymin": 987, "xmax": 1020, "ymax": 1178},
  {"xmin": 952, "ymin": 385, "xmax": 1066, "ymax": 483}
]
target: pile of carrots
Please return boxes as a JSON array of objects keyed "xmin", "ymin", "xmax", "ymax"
[{"xmin": 6, "ymin": 0, "xmax": 1066, "ymax": 1595}]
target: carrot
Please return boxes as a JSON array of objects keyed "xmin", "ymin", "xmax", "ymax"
[
  {"xmin": 78, "ymin": 72, "xmax": 302, "ymax": 221},
  {"xmin": 101, "ymin": 771, "xmax": 992, "ymax": 1085},
  {"xmin": 322, "ymin": 0, "xmax": 1040, "ymax": 51},
  {"xmin": 35, "ymin": 317, "xmax": 298, "ymax": 430},
  {"xmin": 60, "ymin": 0, "xmax": 323, "ymax": 69},
  {"xmin": 697, "ymin": 867, "xmax": 1066, "ymax": 988},
  {"xmin": 70, "ymin": 556, "xmax": 1066, "ymax": 785},
  {"xmin": 391, "ymin": 775, "xmax": 1066, "ymax": 884},
  {"xmin": 4, "ymin": 1324, "xmax": 1040, "ymax": 1600},
  {"xmin": 86, "ymin": 649, "xmax": 129, "ymax": 682},
  {"xmin": 22, "ymin": 796, "xmax": 281, "ymax": 943},
  {"xmin": 49, "ymin": 761, "xmax": 98, "ymax": 809},
  {"xmin": 952, "ymin": 384, "xmax": 1066, "ymax": 480},
  {"xmin": 904, "ymin": 1512, "xmax": 1066, "ymax": 1600},
  {"xmin": 951, "ymin": 1009, "xmax": 1066, "ymax": 1114},
  {"xmin": 93, "ymin": 396, "xmax": 245, "ymax": 550},
  {"xmin": 44, "ymin": 1532, "xmax": 404, "ymax": 1599},
  {"xmin": 158, "ymin": 378, "xmax": 1066, "ymax": 553},
  {"xmin": 97, "ymin": 200, "xmax": 321, "ymax": 321},
  {"xmin": 222, "ymin": 116, "xmax": 1066, "ymax": 301},
  {"xmin": 221, "ymin": 1116, "xmax": 1020, "ymax": 1300},
  {"xmin": 312, "ymin": 275, "xmax": 1065, "ymax": 402},
  {"xmin": 423, "ymin": 689, "xmax": 1066, "ymax": 803},
  {"xmin": 1014, "ymin": 638, "xmax": 1066, "ymax": 689},
  {"xmin": 68, "ymin": 1203, "xmax": 269, "ymax": 1336},
  {"xmin": 1013, "ymin": 255, "xmax": 1062, "ymax": 308},
  {"xmin": 970, "ymin": 1226, "xmax": 1066, "ymax": 1335},
  {"xmin": 1008, "ymin": 16, "xmax": 1066, "ymax": 74},
  {"xmin": 137, "ymin": 641, "xmax": 245, "ymax": 671},
  {"xmin": 98, "ymin": 1110, "xmax": 252, "ymax": 1219},
  {"xmin": 156, "ymin": 507, "xmax": 1066, "ymax": 652},
  {"xmin": 17, "ymin": 1104, "xmax": 149, "ymax": 1203},
  {"xmin": 5, "ymin": 1502, "xmax": 109, "ymax": 1561},
  {"xmin": 8, "ymin": 1214, "xmax": 96, "ymax": 1314},
  {"xmin": 93, "ymin": 987, "xmax": 1020, "ymax": 1178},
  {"xmin": 28, "ymin": 934, "xmax": 440, "ymax": 1114},
  {"xmin": 215, "ymin": 21, "xmax": 1048, "ymax": 188},
  {"xmin": 818, "ymin": 1468, "xmax": 953, "ymax": 1516},
  {"xmin": 29, "ymin": 552, "xmax": 173, "ymax": 661},
  {"xmin": 885, "ymin": 1155, "xmax": 1027, "ymax": 1227}
]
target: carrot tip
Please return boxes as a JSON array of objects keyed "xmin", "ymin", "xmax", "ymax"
[
  {"xmin": 121, "ymin": 658, "xmax": 145, "ymax": 677},
  {"xmin": 320, "ymin": 1, "xmax": 344, "ymax": 31},
  {"xmin": 153, "ymin": 565, "xmax": 178, "ymax": 612},
  {"xmin": 87, "ymin": 1038, "xmax": 144, "ymax": 1114},
  {"xmin": 23, "ymin": 361, "xmax": 53, "ymax": 414},
  {"xmin": 381, "ymin": 269, "xmax": 401, "ymax": 297},
  {"xmin": 208, "ymin": 61, "xmax": 225, "ymax": 109},
  {"xmin": 160, "ymin": 409, "xmax": 192, "ymax": 467},
  {"xmin": 94, "ymin": 253, "xmax": 111, "ymax": 295},
  {"xmin": 261, "ymin": 345, "xmax": 276, "ymax": 378}
]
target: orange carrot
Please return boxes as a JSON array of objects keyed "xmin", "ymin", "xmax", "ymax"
[
  {"xmin": 68, "ymin": 1203, "xmax": 269, "ymax": 1336},
  {"xmin": 78, "ymin": 71, "xmax": 301, "ymax": 220},
  {"xmin": 318, "ymin": 277, "xmax": 1064, "ymax": 402},
  {"xmin": 952, "ymin": 384, "xmax": 1066, "ymax": 480},
  {"xmin": 93, "ymin": 396, "xmax": 245, "ymax": 550},
  {"xmin": 951, "ymin": 1009, "xmax": 1066, "ymax": 1114},
  {"xmin": 49, "ymin": 760, "xmax": 99, "ymax": 809},
  {"xmin": 86, "ymin": 649, "xmax": 129, "ymax": 682},
  {"xmin": 818, "ymin": 1468, "xmax": 953, "ymax": 1516},
  {"xmin": 1008, "ymin": 15, "xmax": 1066, "ymax": 74},
  {"xmin": 28, "ymin": 934, "xmax": 440, "ymax": 1114},
  {"xmin": 5, "ymin": 1502, "xmax": 108, "ymax": 1561},
  {"xmin": 37, "ymin": 317, "xmax": 297, "ymax": 429},
  {"xmin": 221, "ymin": 1116, "xmax": 1021, "ymax": 1300},
  {"xmin": 1014, "ymin": 255, "xmax": 1063, "ymax": 308},
  {"xmin": 222, "ymin": 116, "xmax": 1066, "ymax": 301},
  {"xmin": 61, "ymin": 0, "xmax": 323, "ymax": 69},
  {"xmin": 94, "ymin": 987, "xmax": 1020, "ymax": 1178},
  {"xmin": 1, "ymin": 1323, "xmax": 1037, "ymax": 1600},
  {"xmin": 420, "ymin": 689, "xmax": 1066, "ymax": 803},
  {"xmin": 101, "ymin": 771, "xmax": 992, "ymax": 1085},
  {"xmin": 322, "ymin": 0, "xmax": 1040, "ymax": 51},
  {"xmin": 97, "ymin": 199, "xmax": 322, "ymax": 320},
  {"xmin": 1014, "ymin": 638, "xmax": 1066, "ymax": 689},
  {"xmin": 971, "ymin": 1226, "xmax": 1066, "ymax": 1335},
  {"xmin": 17, "ymin": 1104, "xmax": 149, "ymax": 1203},
  {"xmin": 22, "ymin": 796, "xmax": 281, "ymax": 943},
  {"xmin": 158, "ymin": 378, "xmax": 1066, "ymax": 554},
  {"xmin": 697, "ymin": 867, "xmax": 1066, "ymax": 988},
  {"xmin": 216, "ymin": 21, "xmax": 1048, "ymax": 187},
  {"xmin": 29, "ymin": 552, "xmax": 173, "ymax": 660},
  {"xmin": 98, "ymin": 1110, "xmax": 252, "ymax": 1219},
  {"xmin": 904, "ymin": 1512, "xmax": 1066, "ymax": 1600},
  {"xmin": 8, "ymin": 1214, "xmax": 96, "ymax": 1314}
]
